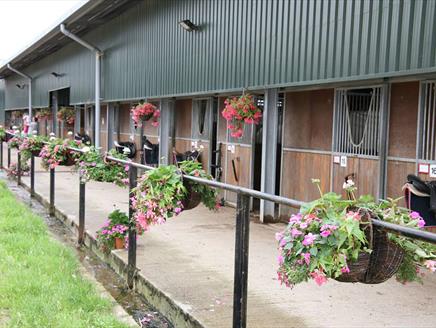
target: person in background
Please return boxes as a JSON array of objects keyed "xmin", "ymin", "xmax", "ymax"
[{"xmin": 22, "ymin": 114, "xmax": 30, "ymax": 134}]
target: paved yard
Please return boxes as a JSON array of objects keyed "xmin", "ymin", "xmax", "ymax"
[{"xmin": 3, "ymin": 145, "xmax": 436, "ymax": 327}]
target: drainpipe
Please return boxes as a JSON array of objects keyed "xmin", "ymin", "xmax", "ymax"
[
  {"xmin": 60, "ymin": 24, "xmax": 102, "ymax": 148},
  {"xmin": 7, "ymin": 64, "xmax": 32, "ymax": 122}
]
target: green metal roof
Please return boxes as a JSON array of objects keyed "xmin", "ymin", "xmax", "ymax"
[{"xmin": 3, "ymin": 0, "xmax": 436, "ymax": 109}]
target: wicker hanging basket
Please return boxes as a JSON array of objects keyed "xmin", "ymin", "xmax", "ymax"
[
  {"xmin": 59, "ymin": 151, "xmax": 76, "ymax": 166},
  {"xmin": 181, "ymin": 180, "xmax": 201, "ymax": 210},
  {"xmin": 335, "ymin": 208, "xmax": 405, "ymax": 284},
  {"xmin": 31, "ymin": 149, "xmax": 42, "ymax": 157}
]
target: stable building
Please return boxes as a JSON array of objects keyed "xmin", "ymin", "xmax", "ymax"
[{"xmin": 0, "ymin": 0, "xmax": 435, "ymax": 221}]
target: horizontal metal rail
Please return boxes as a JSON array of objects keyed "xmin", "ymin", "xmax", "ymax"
[{"xmin": 3, "ymin": 133, "xmax": 436, "ymax": 328}]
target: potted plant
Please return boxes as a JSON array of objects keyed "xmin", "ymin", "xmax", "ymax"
[
  {"xmin": 57, "ymin": 107, "xmax": 75, "ymax": 125},
  {"xmin": 132, "ymin": 162, "xmax": 218, "ymax": 233},
  {"xmin": 131, "ymin": 102, "xmax": 160, "ymax": 128},
  {"xmin": 221, "ymin": 93, "xmax": 262, "ymax": 138},
  {"xmin": 75, "ymin": 147, "xmax": 129, "ymax": 187},
  {"xmin": 19, "ymin": 135, "xmax": 48, "ymax": 160},
  {"xmin": 96, "ymin": 209, "xmax": 130, "ymax": 251},
  {"xmin": 35, "ymin": 108, "xmax": 52, "ymax": 120},
  {"xmin": 276, "ymin": 180, "xmax": 436, "ymax": 287},
  {"xmin": 7, "ymin": 162, "xmax": 30, "ymax": 177},
  {"xmin": 40, "ymin": 138, "xmax": 82, "ymax": 170}
]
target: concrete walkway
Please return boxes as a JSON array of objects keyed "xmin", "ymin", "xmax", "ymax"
[{"xmin": 3, "ymin": 145, "xmax": 436, "ymax": 327}]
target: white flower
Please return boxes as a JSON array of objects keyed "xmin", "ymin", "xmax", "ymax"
[
  {"xmin": 199, "ymin": 144, "xmax": 204, "ymax": 149},
  {"xmin": 82, "ymin": 146, "xmax": 90, "ymax": 153},
  {"xmin": 50, "ymin": 136, "xmax": 56, "ymax": 141},
  {"xmin": 123, "ymin": 147, "xmax": 131, "ymax": 154},
  {"xmin": 32, "ymin": 130, "xmax": 38, "ymax": 135},
  {"xmin": 343, "ymin": 179, "xmax": 355, "ymax": 190},
  {"xmin": 50, "ymin": 132, "xmax": 55, "ymax": 136},
  {"xmin": 67, "ymin": 131, "xmax": 73, "ymax": 136},
  {"xmin": 12, "ymin": 125, "xmax": 17, "ymax": 130}
]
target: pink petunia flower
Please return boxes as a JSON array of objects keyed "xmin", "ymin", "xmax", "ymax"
[
  {"xmin": 310, "ymin": 270, "xmax": 328, "ymax": 286},
  {"xmin": 320, "ymin": 230, "xmax": 331, "ymax": 238},
  {"xmin": 302, "ymin": 252, "xmax": 311, "ymax": 265},
  {"xmin": 291, "ymin": 228, "xmax": 303, "ymax": 238},
  {"xmin": 425, "ymin": 260, "xmax": 436, "ymax": 272},
  {"xmin": 302, "ymin": 233, "xmax": 317, "ymax": 246}
]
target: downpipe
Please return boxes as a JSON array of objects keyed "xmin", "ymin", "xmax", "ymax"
[
  {"xmin": 7, "ymin": 64, "xmax": 32, "ymax": 121},
  {"xmin": 60, "ymin": 24, "xmax": 102, "ymax": 148}
]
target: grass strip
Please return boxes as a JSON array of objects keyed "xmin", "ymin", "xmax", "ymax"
[{"xmin": 0, "ymin": 181, "xmax": 128, "ymax": 328}]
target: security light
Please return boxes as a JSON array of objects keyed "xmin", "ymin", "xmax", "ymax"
[
  {"xmin": 178, "ymin": 19, "xmax": 198, "ymax": 32},
  {"xmin": 51, "ymin": 72, "xmax": 65, "ymax": 78},
  {"xmin": 16, "ymin": 83, "xmax": 25, "ymax": 89}
]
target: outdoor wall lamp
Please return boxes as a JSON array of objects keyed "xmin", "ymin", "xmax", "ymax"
[
  {"xmin": 16, "ymin": 83, "xmax": 26, "ymax": 89},
  {"xmin": 178, "ymin": 19, "xmax": 198, "ymax": 31},
  {"xmin": 51, "ymin": 72, "xmax": 65, "ymax": 78}
]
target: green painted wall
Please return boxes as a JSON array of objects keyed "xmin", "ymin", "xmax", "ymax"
[{"xmin": 4, "ymin": 0, "xmax": 436, "ymax": 109}]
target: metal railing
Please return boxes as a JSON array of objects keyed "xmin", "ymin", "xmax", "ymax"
[{"xmin": 1, "ymin": 132, "xmax": 436, "ymax": 328}]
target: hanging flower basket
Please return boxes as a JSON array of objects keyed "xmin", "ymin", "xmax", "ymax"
[
  {"xmin": 57, "ymin": 107, "xmax": 75, "ymax": 125},
  {"xmin": 7, "ymin": 136, "xmax": 22, "ymax": 149},
  {"xmin": 19, "ymin": 135, "xmax": 48, "ymax": 160},
  {"xmin": 181, "ymin": 181, "xmax": 202, "ymax": 210},
  {"xmin": 222, "ymin": 93, "xmax": 262, "ymax": 138},
  {"xmin": 131, "ymin": 102, "xmax": 160, "ymax": 127},
  {"xmin": 35, "ymin": 108, "xmax": 52, "ymax": 120},
  {"xmin": 74, "ymin": 147, "xmax": 129, "ymax": 187},
  {"xmin": 40, "ymin": 138, "xmax": 82, "ymax": 170},
  {"xmin": 333, "ymin": 208, "xmax": 405, "ymax": 284},
  {"xmin": 276, "ymin": 180, "xmax": 436, "ymax": 288},
  {"xmin": 132, "ymin": 162, "xmax": 219, "ymax": 234}
]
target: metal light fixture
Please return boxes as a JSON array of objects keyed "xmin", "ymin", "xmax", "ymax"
[
  {"xmin": 178, "ymin": 19, "xmax": 198, "ymax": 32},
  {"xmin": 16, "ymin": 83, "xmax": 25, "ymax": 89},
  {"xmin": 51, "ymin": 72, "xmax": 65, "ymax": 78}
]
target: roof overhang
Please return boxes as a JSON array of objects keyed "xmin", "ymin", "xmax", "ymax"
[{"xmin": 0, "ymin": 0, "xmax": 137, "ymax": 79}]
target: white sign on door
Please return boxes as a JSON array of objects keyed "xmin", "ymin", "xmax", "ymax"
[
  {"xmin": 340, "ymin": 156, "xmax": 347, "ymax": 168},
  {"xmin": 430, "ymin": 164, "xmax": 436, "ymax": 178}
]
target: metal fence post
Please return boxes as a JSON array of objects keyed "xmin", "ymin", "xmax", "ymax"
[
  {"xmin": 0, "ymin": 141, "xmax": 3, "ymax": 169},
  {"xmin": 49, "ymin": 167, "xmax": 55, "ymax": 215},
  {"xmin": 17, "ymin": 152, "xmax": 21, "ymax": 185},
  {"xmin": 30, "ymin": 154, "xmax": 35, "ymax": 196},
  {"xmin": 127, "ymin": 165, "xmax": 138, "ymax": 289},
  {"xmin": 233, "ymin": 193, "xmax": 251, "ymax": 328},
  {"xmin": 7, "ymin": 147, "xmax": 10, "ymax": 168},
  {"xmin": 78, "ymin": 177, "xmax": 86, "ymax": 245}
]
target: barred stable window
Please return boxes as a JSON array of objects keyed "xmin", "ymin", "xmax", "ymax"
[
  {"xmin": 418, "ymin": 82, "xmax": 436, "ymax": 161},
  {"xmin": 333, "ymin": 87, "xmax": 382, "ymax": 156}
]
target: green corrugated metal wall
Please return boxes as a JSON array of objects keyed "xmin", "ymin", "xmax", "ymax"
[{"xmin": 4, "ymin": 0, "xmax": 436, "ymax": 109}]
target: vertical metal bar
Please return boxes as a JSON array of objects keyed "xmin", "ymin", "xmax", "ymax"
[
  {"xmin": 49, "ymin": 167, "xmax": 55, "ymax": 215},
  {"xmin": 17, "ymin": 152, "xmax": 21, "ymax": 185},
  {"xmin": 78, "ymin": 179, "xmax": 86, "ymax": 245},
  {"xmin": 0, "ymin": 140, "xmax": 3, "ymax": 169},
  {"xmin": 30, "ymin": 154, "xmax": 35, "ymax": 197},
  {"xmin": 420, "ymin": 83, "xmax": 429, "ymax": 159},
  {"xmin": 416, "ymin": 82, "xmax": 425, "ymax": 172},
  {"xmin": 7, "ymin": 147, "xmax": 10, "ymax": 168},
  {"xmin": 232, "ymin": 193, "xmax": 250, "ymax": 328},
  {"xmin": 378, "ymin": 84, "xmax": 390, "ymax": 199},
  {"xmin": 127, "ymin": 165, "xmax": 138, "ymax": 289},
  {"xmin": 426, "ymin": 83, "xmax": 432, "ymax": 160},
  {"xmin": 430, "ymin": 83, "xmax": 436, "ymax": 161}
]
